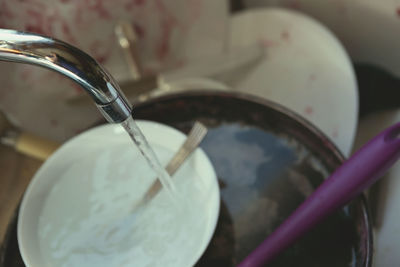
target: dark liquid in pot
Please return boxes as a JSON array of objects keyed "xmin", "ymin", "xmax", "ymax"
[{"xmin": 195, "ymin": 123, "xmax": 357, "ymax": 267}]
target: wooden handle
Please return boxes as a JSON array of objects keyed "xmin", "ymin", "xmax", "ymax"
[{"xmin": 15, "ymin": 133, "xmax": 60, "ymax": 161}]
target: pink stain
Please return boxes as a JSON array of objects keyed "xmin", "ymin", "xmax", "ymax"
[
  {"xmin": 157, "ymin": 20, "xmax": 173, "ymax": 61},
  {"xmin": 71, "ymin": 82, "xmax": 83, "ymax": 94},
  {"xmin": 25, "ymin": 7, "xmax": 66, "ymax": 38},
  {"xmin": 25, "ymin": 25, "xmax": 45, "ymax": 35},
  {"xmin": 142, "ymin": 66, "xmax": 156, "ymax": 75},
  {"xmin": 259, "ymin": 38, "xmax": 279, "ymax": 48},
  {"xmin": 396, "ymin": 7, "xmax": 400, "ymax": 17},
  {"xmin": 25, "ymin": 9, "xmax": 46, "ymax": 35},
  {"xmin": 332, "ymin": 130, "xmax": 339, "ymax": 138},
  {"xmin": 154, "ymin": 0, "xmax": 178, "ymax": 62},
  {"xmin": 44, "ymin": 10, "xmax": 61, "ymax": 36},
  {"xmin": 89, "ymin": 39, "xmax": 112, "ymax": 64},
  {"xmin": 96, "ymin": 56, "xmax": 107, "ymax": 64},
  {"xmin": 304, "ymin": 106, "xmax": 313, "ymax": 115},
  {"xmin": 85, "ymin": 0, "xmax": 112, "ymax": 20},
  {"xmin": 74, "ymin": 3, "xmax": 84, "ymax": 25},
  {"xmin": 178, "ymin": 0, "xmax": 202, "ymax": 34},
  {"xmin": 126, "ymin": 0, "xmax": 146, "ymax": 9},
  {"xmin": 61, "ymin": 21, "xmax": 77, "ymax": 44},
  {"xmin": 133, "ymin": 23, "xmax": 145, "ymax": 38},
  {"xmin": 281, "ymin": 30, "xmax": 290, "ymax": 41},
  {"xmin": 309, "ymin": 73, "xmax": 316, "ymax": 81}
]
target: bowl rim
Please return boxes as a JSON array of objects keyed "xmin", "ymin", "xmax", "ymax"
[{"xmin": 16, "ymin": 120, "xmax": 221, "ymax": 267}]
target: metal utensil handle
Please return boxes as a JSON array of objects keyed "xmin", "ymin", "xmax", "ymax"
[
  {"xmin": 143, "ymin": 121, "xmax": 208, "ymax": 202},
  {"xmin": 115, "ymin": 21, "xmax": 143, "ymax": 80}
]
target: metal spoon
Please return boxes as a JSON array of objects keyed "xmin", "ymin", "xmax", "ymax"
[{"xmin": 114, "ymin": 21, "xmax": 144, "ymax": 81}]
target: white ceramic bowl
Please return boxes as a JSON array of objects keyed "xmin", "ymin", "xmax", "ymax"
[
  {"xmin": 17, "ymin": 120, "xmax": 220, "ymax": 267},
  {"xmin": 228, "ymin": 8, "xmax": 358, "ymax": 156}
]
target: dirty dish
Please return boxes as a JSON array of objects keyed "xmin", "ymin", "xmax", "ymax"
[
  {"xmin": 0, "ymin": 0, "xmax": 229, "ymax": 141},
  {"xmin": 243, "ymin": 0, "xmax": 400, "ymax": 77},
  {"xmin": 228, "ymin": 8, "xmax": 358, "ymax": 156}
]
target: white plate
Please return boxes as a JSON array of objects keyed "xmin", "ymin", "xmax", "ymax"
[
  {"xmin": 17, "ymin": 120, "xmax": 220, "ymax": 267},
  {"xmin": 353, "ymin": 110, "xmax": 400, "ymax": 267},
  {"xmin": 228, "ymin": 8, "xmax": 358, "ymax": 156}
]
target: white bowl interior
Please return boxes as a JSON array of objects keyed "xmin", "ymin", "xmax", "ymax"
[{"xmin": 17, "ymin": 120, "xmax": 220, "ymax": 267}]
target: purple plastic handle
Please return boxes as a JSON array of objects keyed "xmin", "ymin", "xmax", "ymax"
[{"xmin": 238, "ymin": 122, "xmax": 400, "ymax": 267}]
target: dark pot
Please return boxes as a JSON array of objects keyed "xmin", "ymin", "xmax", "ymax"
[{"xmin": 0, "ymin": 91, "xmax": 372, "ymax": 267}]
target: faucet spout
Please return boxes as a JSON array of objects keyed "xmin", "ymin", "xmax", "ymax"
[{"xmin": 0, "ymin": 29, "xmax": 131, "ymax": 123}]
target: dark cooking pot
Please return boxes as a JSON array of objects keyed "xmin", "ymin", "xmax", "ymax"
[{"xmin": 0, "ymin": 91, "xmax": 372, "ymax": 267}]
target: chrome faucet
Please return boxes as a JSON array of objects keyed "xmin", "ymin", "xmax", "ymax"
[{"xmin": 0, "ymin": 29, "xmax": 132, "ymax": 123}]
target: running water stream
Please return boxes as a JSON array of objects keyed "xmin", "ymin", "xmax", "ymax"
[{"xmin": 121, "ymin": 116, "xmax": 177, "ymax": 198}]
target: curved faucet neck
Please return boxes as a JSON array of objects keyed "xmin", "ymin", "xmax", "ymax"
[{"xmin": 0, "ymin": 29, "xmax": 132, "ymax": 123}]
